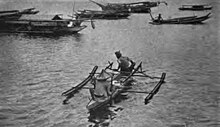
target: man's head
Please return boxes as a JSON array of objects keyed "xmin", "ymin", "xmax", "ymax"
[{"xmin": 115, "ymin": 51, "xmax": 122, "ymax": 59}]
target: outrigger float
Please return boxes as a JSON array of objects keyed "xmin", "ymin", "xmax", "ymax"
[{"xmin": 62, "ymin": 62, "xmax": 166, "ymax": 112}]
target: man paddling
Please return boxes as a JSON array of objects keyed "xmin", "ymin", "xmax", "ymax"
[{"xmin": 114, "ymin": 51, "xmax": 136, "ymax": 75}]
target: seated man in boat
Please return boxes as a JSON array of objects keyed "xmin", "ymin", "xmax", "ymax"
[
  {"xmin": 156, "ymin": 13, "xmax": 163, "ymax": 22},
  {"xmin": 114, "ymin": 51, "xmax": 136, "ymax": 76},
  {"xmin": 89, "ymin": 71, "xmax": 113, "ymax": 102}
]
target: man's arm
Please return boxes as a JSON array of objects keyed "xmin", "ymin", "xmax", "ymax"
[
  {"xmin": 113, "ymin": 60, "xmax": 121, "ymax": 71},
  {"xmin": 127, "ymin": 57, "xmax": 135, "ymax": 65}
]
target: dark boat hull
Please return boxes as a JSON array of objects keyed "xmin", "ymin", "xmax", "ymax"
[
  {"xmin": 77, "ymin": 12, "xmax": 130, "ymax": 20},
  {"xmin": 179, "ymin": 7, "xmax": 212, "ymax": 11},
  {"xmin": 179, "ymin": 5, "xmax": 212, "ymax": 11},
  {"xmin": 0, "ymin": 19, "xmax": 87, "ymax": 34},
  {"xmin": 89, "ymin": 0, "xmax": 164, "ymax": 13},
  {"xmin": 150, "ymin": 13, "xmax": 211, "ymax": 25},
  {"xmin": 129, "ymin": 6, "xmax": 151, "ymax": 13},
  {"xmin": 86, "ymin": 77, "xmax": 133, "ymax": 111}
]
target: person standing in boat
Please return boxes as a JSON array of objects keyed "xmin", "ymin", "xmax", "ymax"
[{"xmin": 114, "ymin": 51, "xmax": 136, "ymax": 75}]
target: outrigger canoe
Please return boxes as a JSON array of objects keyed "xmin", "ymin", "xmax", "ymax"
[
  {"xmin": 86, "ymin": 62, "xmax": 143, "ymax": 111},
  {"xmin": 62, "ymin": 62, "xmax": 166, "ymax": 112}
]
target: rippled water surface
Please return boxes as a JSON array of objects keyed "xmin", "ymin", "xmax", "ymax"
[{"xmin": 0, "ymin": 0, "xmax": 219, "ymax": 127}]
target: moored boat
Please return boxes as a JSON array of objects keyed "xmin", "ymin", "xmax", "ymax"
[
  {"xmin": 0, "ymin": 8, "xmax": 39, "ymax": 20},
  {"xmin": 62, "ymin": 61, "xmax": 166, "ymax": 112},
  {"xmin": 89, "ymin": 0, "xmax": 167, "ymax": 13},
  {"xmin": 0, "ymin": 14, "xmax": 88, "ymax": 34},
  {"xmin": 149, "ymin": 13, "xmax": 211, "ymax": 25},
  {"xmin": 179, "ymin": 4, "xmax": 212, "ymax": 11},
  {"xmin": 86, "ymin": 63, "xmax": 142, "ymax": 111},
  {"xmin": 76, "ymin": 10, "xmax": 130, "ymax": 20}
]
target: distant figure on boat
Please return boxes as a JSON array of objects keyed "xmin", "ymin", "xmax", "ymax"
[
  {"xmin": 114, "ymin": 51, "xmax": 135, "ymax": 75},
  {"xmin": 157, "ymin": 13, "xmax": 163, "ymax": 22}
]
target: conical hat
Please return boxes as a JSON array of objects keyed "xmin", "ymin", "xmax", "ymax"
[{"xmin": 96, "ymin": 70, "xmax": 108, "ymax": 81}]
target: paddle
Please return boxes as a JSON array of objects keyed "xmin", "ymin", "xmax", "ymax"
[
  {"xmin": 122, "ymin": 62, "xmax": 142, "ymax": 83},
  {"xmin": 105, "ymin": 61, "xmax": 113, "ymax": 70},
  {"xmin": 149, "ymin": 10, "xmax": 155, "ymax": 21}
]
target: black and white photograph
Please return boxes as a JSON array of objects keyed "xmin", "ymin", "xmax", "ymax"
[{"xmin": 0, "ymin": 0, "xmax": 219, "ymax": 127}]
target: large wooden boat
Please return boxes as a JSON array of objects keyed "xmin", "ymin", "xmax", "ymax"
[
  {"xmin": 179, "ymin": 4, "xmax": 212, "ymax": 11},
  {"xmin": 89, "ymin": 0, "xmax": 167, "ymax": 13},
  {"xmin": 149, "ymin": 13, "xmax": 211, "ymax": 25},
  {"xmin": 0, "ymin": 14, "xmax": 87, "ymax": 34},
  {"xmin": 76, "ymin": 10, "xmax": 130, "ymax": 20},
  {"xmin": 0, "ymin": 8, "xmax": 39, "ymax": 20}
]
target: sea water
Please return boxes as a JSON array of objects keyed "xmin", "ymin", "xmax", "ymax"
[{"xmin": 0, "ymin": 0, "xmax": 219, "ymax": 127}]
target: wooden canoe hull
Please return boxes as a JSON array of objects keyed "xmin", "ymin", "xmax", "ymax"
[
  {"xmin": 150, "ymin": 13, "xmax": 211, "ymax": 25},
  {"xmin": 86, "ymin": 88, "xmax": 121, "ymax": 111},
  {"xmin": 179, "ymin": 5, "xmax": 212, "ymax": 11},
  {"xmin": 86, "ymin": 63, "xmax": 142, "ymax": 111}
]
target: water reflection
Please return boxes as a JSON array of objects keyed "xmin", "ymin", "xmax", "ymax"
[
  {"xmin": 22, "ymin": 33, "xmax": 61, "ymax": 40},
  {"xmin": 87, "ymin": 94, "xmax": 129, "ymax": 127},
  {"xmin": 22, "ymin": 33, "xmax": 84, "ymax": 41},
  {"xmin": 0, "ymin": 32, "xmax": 84, "ymax": 42},
  {"xmin": 88, "ymin": 107, "xmax": 116, "ymax": 127},
  {"xmin": 72, "ymin": 33, "xmax": 84, "ymax": 42}
]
